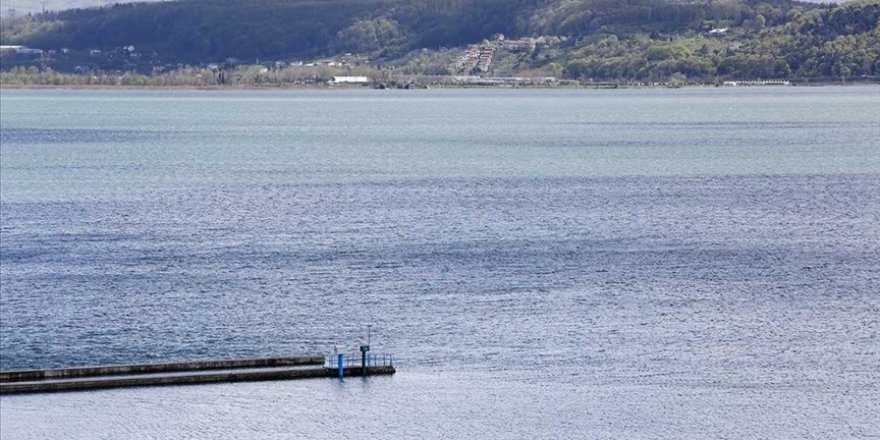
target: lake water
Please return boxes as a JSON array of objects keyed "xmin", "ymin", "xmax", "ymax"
[{"xmin": 1, "ymin": 87, "xmax": 878, "ymax": 439}]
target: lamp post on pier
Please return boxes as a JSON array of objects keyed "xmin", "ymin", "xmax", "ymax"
[{"xmin": 360, "ymin": 325, "xmax": 372, "ymax": 376}]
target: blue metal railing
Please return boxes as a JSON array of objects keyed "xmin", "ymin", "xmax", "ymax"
[{"xmin": 326, "ymin": 353, "xmax": 393, "ymax": 369}]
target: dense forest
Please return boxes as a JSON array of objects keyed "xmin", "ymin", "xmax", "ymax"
[{"xmin": 1, "ymin": 0, "xmax": 878, "ymax": 82}]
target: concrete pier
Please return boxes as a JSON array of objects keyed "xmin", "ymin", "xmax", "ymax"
[
  {"xmin": 0, "ymin": 355, "xmax": 324, "ymax": 382},
  {"xmin": 0, "ymin": 356, "xmax": 395, "ymax": 395}
]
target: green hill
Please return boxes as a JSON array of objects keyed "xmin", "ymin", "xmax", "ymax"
[
  {"xmin": 1, "ymin": 0, "xmax": 541, "ymax": 61},
  {"xmin": 1, "ymin": 0, "xmax": 878, "ymax": 82}
]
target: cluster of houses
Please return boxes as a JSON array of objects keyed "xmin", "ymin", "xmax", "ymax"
[
  {"xmin": 722, "ymin": 79, "xmax": 791, "ymax": 86},
  {"xmin": 455, "ymin": 44, "xmax": 497, "ymax": 74},
  {"xmin": 5, "ymin": 37, "xmax": 574, "ymax": 86},
  {"xmin": 0, "ymin": 45, "xmax": 44, "ymax": 55},
  {"xmin": 205, "ymin": 53, "xmax": 369, "ymax": 72},
  {"xmin": 450, "ymin": 75, "xmax": 561, "ymax": 86},
  {"xmin": 452, "ymin": 34, "xmax": 563, "ymax": 75},
  {"xmin": 496, "ymin": 34, "xmax": 564, "ymax": 51},
  {"xmin": 0, "ymin": 43, "xmax": 375, "ymax": 79},
  {"xmin": 494, "ymin": 34, "xmax": 538, "ymax": 52},
  {"xmin": 1, "ymin": 44, "xmax": 156, "ymax": 74},
  {"xmin": 0, "ymin": 45, "xmax": 143, "ymax": 59}
]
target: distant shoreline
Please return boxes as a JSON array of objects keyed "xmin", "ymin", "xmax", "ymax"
[
  {"xmin": 2, "ymin": 81, "xmax": 877, "ymax": 92},
  {"xmin": 0, "ymin": 83, "xmax": 329, "ymax": 91}
]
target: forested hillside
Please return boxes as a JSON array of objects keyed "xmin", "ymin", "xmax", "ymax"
[
  {"xmin": 0, "ymin": 0, "xmax": 163, "ymax": 17},
  {"xmin": 1, "ymin": 0, "xmax": 878, "ymax": 82},
  {"xmin": 2, "ymin": 0, "xmax": 543, "ymax": 60}
]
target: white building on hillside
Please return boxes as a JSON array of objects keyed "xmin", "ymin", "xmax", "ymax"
[{"xmin": 330, "ymin": 76, "xmax": 370, "ymax": 84}]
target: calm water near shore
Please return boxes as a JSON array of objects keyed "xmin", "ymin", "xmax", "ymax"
[{"xmin": 1, "ymin": 87, "xmax": 878, "ymax": 439}]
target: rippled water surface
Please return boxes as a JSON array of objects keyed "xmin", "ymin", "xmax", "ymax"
[{"xmin": 1, "ymin": 87, "xmax": 879, "ymax": 439}]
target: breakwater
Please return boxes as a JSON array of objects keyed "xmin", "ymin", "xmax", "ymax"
[{"xmin": 0, "ymin": 356, "xmax": 395, "ymax": 394}]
